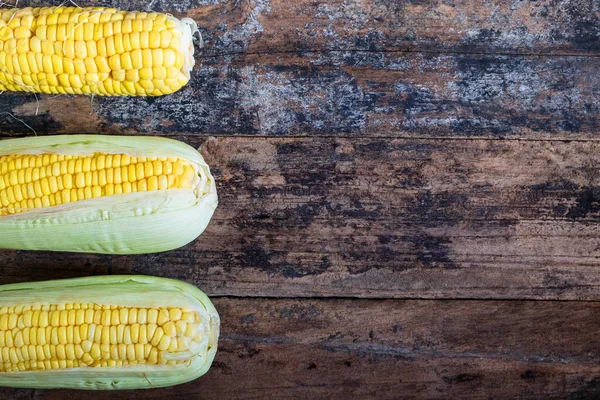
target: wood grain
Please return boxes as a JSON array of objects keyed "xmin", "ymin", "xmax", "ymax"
[
  {"xmin": 2, "ymin": 1, "xmax": 600, "ymax": 138},
  {"xmin": 4, "ymin": 137, "xmax": 600, "ymax": 300},
  {"xmin": 14, "ymin": 0, "xmax": 600, "ymax": 56},
  {"xmin": 4, "ymin": 298, "xmax": 599, "ymax": 399},
  {"xmin": 1, "ymin": 1, "xmax": 599, "ymax": 397},
  {"xmin": 190, "ymin": 0, "xmax": 600, "ymax": 56},
  {"xmin": 2, "ymin": 52, "xmax": 600, "ymax": 138}
]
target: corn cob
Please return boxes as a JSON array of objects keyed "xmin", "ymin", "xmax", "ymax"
[
  {"xmin": 0, "ymin": 6, "xmax": 198, "ymax": 96},
  {"xmin": 0, "ymin": 135, "xmax": 217, "ymax": 254},
  {"xmin": 0, "ymin": 275, "xmax": 219, "ymax": 389}
]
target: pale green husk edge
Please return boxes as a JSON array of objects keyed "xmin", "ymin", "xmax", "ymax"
[
  {"xmin": 0, "ymin": 275, "xmax": 220, "ymax": 390},
  {"xmin": 0, "ymin": 135, "xmax": 218, "ymax": 254}
]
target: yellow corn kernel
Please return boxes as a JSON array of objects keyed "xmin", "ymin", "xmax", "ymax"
[
  {"xmin": 162, "ymin": 321, "xmax": 176, "ymax": 337},
  {"xmin": 150, "ymin": 327, "xmax": 164, "ymax": 347},
  {"xmin": 0, "ymin": 299, "xmax": 206, "ymax": 370},
  {"xmin": 0, "ymin": 151, "xmax": 196, "ymax": 216},
  {"xmin": 0, "ymin": 6, "xmax": 197, "ymax": 96}
]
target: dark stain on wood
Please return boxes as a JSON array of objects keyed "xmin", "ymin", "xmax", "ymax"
[
  {"xmin": 236, "ymin": 342, "xmax": 261, "ymax": 359},
  {"xmin": 0, "ymin": 94, "xmax": 61, "ymax": 135},
  {"xmin": 571, "ymin": 377, "xmax": 600, "ymax": 400},
  {"xmin": 30, "ymin": 298, "xmax": 600, "ymax": 399},
  {"xmin": 566, "ymin": 185, "xmax": 600, "ymax": 219},
  {"xmin": 520, "ymin": 369, "xmax": 539, "ymax": 380},
  {"xmin": 29, "ymin": 54, "xmax": 593, "ymax": 137},
  {"xmin": 566, "ymin": 0, "xmax": 600, "ymax": 50},
  {"xmin": 240, "ymin": 315, "xmax": 255, "ymax": 331},
  {"xmin": 442, "ymin": 373, "xmax": 482, "ymax": 384},
  {"xmin": 521, "ymin": 180, "xmax": 600, "ymax": 220},
  {"xmin": 0, "ymin": 52, "xmax": 597, "ymax": 137},
  {"xmin": 406, "ymin": 235, "xmax": 458, "ymax": 270},
  {"xmin": 6, "ymin": 137, "xmax": 600, "ymax": 298},
  {"xmin": 5, "ymin": 0, "xmax": 600, "ymax": 138},
  {"xmin": 3, "ymin": 0, "xmax": 600, "ymax": 398}
]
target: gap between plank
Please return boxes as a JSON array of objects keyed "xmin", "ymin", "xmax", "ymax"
[
  {"xmin": 145, "ymin": 133, "xmax": 600, "ymax": 143},
  {"xmin": 198, "ymin": 48, "xmax": 600, "ymax": 60},
  {"xmin": 208, "ymin": 295, "xmax": 600, "ymax": 303}
]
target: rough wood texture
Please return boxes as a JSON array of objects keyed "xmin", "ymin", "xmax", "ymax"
[
  {"xmin": 5, "ymin": 298, "xmax": 600, "ymax": 399},
  {"xmin": 2, "ymin": 0, "xmax": 600, "ymax": 398},
  {"xmin": 3, "ymin": 52, "xmax": 600, "ymax": 138},
  {"xmin": 4, "ymin": 137, "xmax": 600, "ymax": 300},
  {"xmin": 14, "ymin": 0, "xmax": 600, "ymax": 55},
  {"xmin": 2, "ymin": 0, "xmax": 600, "ymax": 137}
]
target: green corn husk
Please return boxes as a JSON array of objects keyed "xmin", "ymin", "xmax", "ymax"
[
  {"xmin": 0, "ymin": 135, "xmax": 218, "ymax": 254},
  {"xmin": 0, "ymin": 275, "xmax": 220, "ymax": 389}
]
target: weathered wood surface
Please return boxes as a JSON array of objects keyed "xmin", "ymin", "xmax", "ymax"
[
  {"xmin": 2, "ymin": 0, "xmax": 600, "ymax": 398},
  {"xmin": 3, "ymin": 52, "xmax": 600, "ymax": 138},
  {"xmin": 15, "ymin": 0, "xmax": 600, "ymax": 56},
  {"xmin": 4, "ymin": 137, "xmax": 600, "ymax": 300},
  {"xmin": 2, "ymin": 0, "xmax": 600, "ymax": 137},
  {"xmin": 4, "ymin": 298, "xmax": 600, "ymax": 399}
]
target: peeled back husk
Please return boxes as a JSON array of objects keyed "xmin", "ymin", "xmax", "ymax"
[
  {"xmin": 0, "ymin": 135, "xmax": 217, "ymax": 254},
  {"xmin": 0, "ymin": 275, "xmax": 220, "ymax": 389}
]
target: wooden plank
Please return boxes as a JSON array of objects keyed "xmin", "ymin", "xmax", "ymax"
[
  {"xmin": 11, "ymin": 298, "xmax": 600, "ymax": 399},
  {"xmin": 190, "ymin": 0, "xmax": 600, "ymax": 56},
  {"xmin": 2, "ymin": 52, "xmax": 600, "ymax": 138},
  {"xmin": 15, "ymin": 0, "xmax": 600, "ymax": 56},
  {"xmin": 4, "ymin": 137, "xmax": 600, "ymax": 300}
]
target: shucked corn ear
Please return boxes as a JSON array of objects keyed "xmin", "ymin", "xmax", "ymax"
[
  {"xmin": 0, "ymin": 135, "xmax": 217, "ymax": 254},
  {"xmin": 0, "ymin": 275, "xmax": 219, "ymax": 389},
  {"xmin": 0, "ymin": 6, "xmax": 198, "ymax": 96}
]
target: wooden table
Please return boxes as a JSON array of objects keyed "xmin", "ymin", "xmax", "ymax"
[{"xmin": 2, "ymin": 0, "xmax": 600, "ymax": 398}]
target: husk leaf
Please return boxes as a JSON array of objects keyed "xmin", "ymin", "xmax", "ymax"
[
  {"xmin": 0, "ymin": 275, "xmax": 220, "ymax": 390},
  {"xmin": 0, "ymin": 135, "xmax": 218, "ymax": 254}
]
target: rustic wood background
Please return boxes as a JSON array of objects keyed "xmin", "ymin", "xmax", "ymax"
[{"xmin": 2, "ymin": 0, "xmax": 600, "ymax": 398}]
